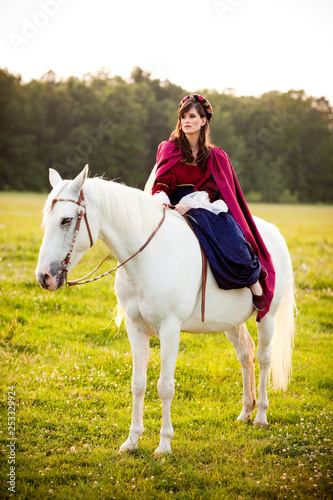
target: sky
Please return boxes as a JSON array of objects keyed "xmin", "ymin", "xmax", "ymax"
[{"xmin": 1, "ymin": 0, "xmax": 332, "ymax": 104}]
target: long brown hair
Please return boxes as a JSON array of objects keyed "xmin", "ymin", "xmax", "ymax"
[{"xmin": 170, "ymin": 97, "xmax": 212, "ymax": 170}]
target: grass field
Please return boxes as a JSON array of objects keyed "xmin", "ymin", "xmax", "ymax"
[{"xmin": 0, "ymin": 192, "xmax": 332, "ymax": 499}]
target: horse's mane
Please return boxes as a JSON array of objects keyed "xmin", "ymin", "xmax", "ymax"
[{"xmin": 85, "ymin": 178, "xmax": 164, "ymax": 237}]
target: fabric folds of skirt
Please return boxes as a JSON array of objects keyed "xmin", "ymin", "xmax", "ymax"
[{"xmin": 186, "ymin": 207, "xmax": 261, "ymax": 290}]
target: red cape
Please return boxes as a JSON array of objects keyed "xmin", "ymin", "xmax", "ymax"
[{"xmin": 152, "ymin": 140, "xmax": 275, "ymax": 321}]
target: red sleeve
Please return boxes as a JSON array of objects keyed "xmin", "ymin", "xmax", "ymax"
[{"xmin": 151, "ymin": 166, "xmax": 177, "ymax": 196}]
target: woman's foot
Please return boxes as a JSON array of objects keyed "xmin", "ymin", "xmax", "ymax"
[{"xmin": 250, "ymin": 282, "xmax": 266, "ymax": 311}]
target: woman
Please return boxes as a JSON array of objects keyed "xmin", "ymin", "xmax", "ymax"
[{"xmin": 147, "ymin": 94, "xmax": 275, "ymax": 320}]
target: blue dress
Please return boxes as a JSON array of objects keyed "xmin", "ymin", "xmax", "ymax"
[{"xmin": 171, "ymin": 186, "xmax": 261, "ymax": 290}]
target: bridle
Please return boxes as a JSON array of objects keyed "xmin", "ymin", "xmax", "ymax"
[
  {"xmin": 51, "ymin": 189, "xmax": 166, "ymax": 287},
  {"xmin": 54, "ymin": 190, "xmax": 94, "ymax": 272}
]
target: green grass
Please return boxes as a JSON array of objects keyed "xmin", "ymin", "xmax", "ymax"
[{"xmin": 0, "ymin": 193, "xmax": 332, "ymax": 499}]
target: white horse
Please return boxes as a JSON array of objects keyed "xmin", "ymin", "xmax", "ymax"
[{"xmin": 36, "ymin": 165, "xmax": 295, "ymax": 455}]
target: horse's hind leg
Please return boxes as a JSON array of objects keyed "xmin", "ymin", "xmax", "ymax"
[
  {"xmin": 254, "ymin": 315, "xmax": 275, "ymax": 428},
  {"xmin": 119, "ymin": 316, "xmax": 151, "ymax": 453},
  {"xmin": 225, "ymin": 323, "xmax": 256, "ymax": 422}
]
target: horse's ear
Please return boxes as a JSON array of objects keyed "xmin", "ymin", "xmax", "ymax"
[
  {"xmin": 49, "ymin": 168, "xmax": 63, "ymax": 188},
  {"xmin": 72, "ymin": 165, "xmax": 89, "ymax": 193}
]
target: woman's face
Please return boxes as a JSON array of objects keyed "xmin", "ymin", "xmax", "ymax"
[{"xmin": 180, "ymin": 106, "xmax": 206, "ymax": 136}]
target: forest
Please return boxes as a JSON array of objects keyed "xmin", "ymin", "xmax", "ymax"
[{"xmin": 0, "ymin": 66, "xmax": 332, "ymax": 202}]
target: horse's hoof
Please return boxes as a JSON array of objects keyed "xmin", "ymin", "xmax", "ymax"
[
  {"xmin": 237, "ymin": 405, "xmax": 255, "ymax": 422},
  {"xmin": 236, "ymin": 415, "xmax": 252, "ymax": 424},
  {"xmin": 253, "ymin": 420, "xmax": 269, "ymax": 428},
  {"xmin": 119, "ymin": 440, "xmax": 136, "ymax": 454},
  {"xmin": 154, "ymin": 446, "xmax": 172, "ymax": 457},
  {"xmin": 119, "ymin": 447, "xmax": 134, "ymax": 454}
]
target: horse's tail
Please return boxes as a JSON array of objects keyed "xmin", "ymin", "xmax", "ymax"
[{"xmin": 270, "ymin": 249, "xmax": 296, "ymax": 390}]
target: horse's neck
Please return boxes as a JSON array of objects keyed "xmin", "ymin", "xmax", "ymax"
[{"xmin": 88, "ymin": 179, "xmax": 162, "ymax": 264}]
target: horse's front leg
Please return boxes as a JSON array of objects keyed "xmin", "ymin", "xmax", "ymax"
[
  {"xmin": 154, "ymin": 322, "xmax": 180, "ymax": 456},
  {"xmin": 119, "ymin": 316, "xmax": 151, "ymax": 453},
  {"xmin": 225, "ymin": 323, "xmax": 257, "ymax": 422}
]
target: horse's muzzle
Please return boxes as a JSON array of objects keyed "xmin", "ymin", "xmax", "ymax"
[{"xmin": 36, "ymin": 266, "xmax": 67, "ymax": 291}]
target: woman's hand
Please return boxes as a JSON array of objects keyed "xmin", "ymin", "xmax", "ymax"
[{"xmin": 175, "ymin": 202, "xmax": 190, "ymax": 215}]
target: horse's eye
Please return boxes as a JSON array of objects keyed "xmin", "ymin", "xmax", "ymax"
[{"xmin": 61, "ymin": 217, "xmax": 73, "ymax": 227}]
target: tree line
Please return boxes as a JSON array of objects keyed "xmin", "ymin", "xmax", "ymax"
[{"xmin": 0, "ymin": 67, "xmax": 332, "ymax": 202}]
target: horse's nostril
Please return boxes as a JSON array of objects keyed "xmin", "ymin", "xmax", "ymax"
[
  {"xmin": 44, "ymin": 273, "xmax": 52, "ymax": 283},
  {"xmin": 38, "ymin": 272, "xmax": 50, "ymax": 289}
]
